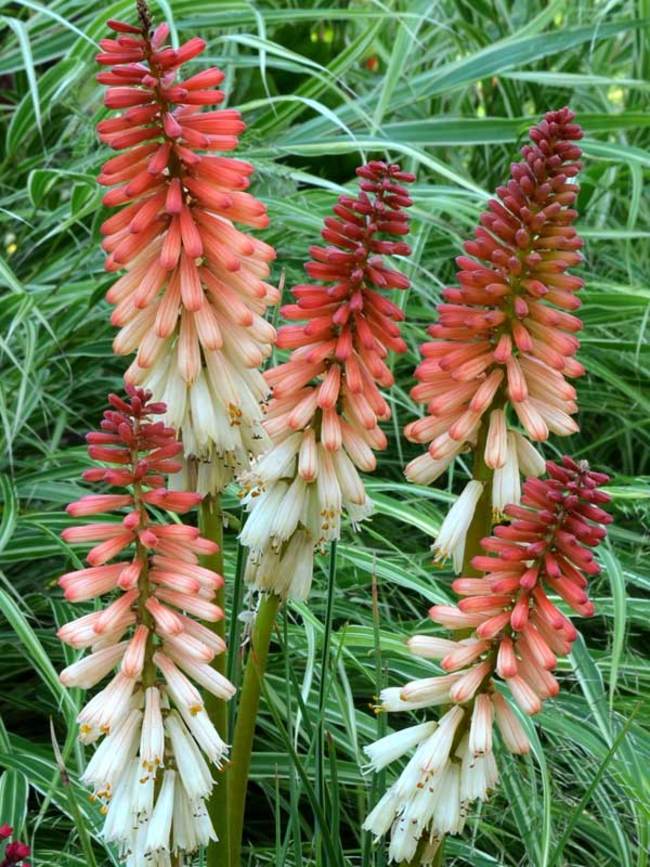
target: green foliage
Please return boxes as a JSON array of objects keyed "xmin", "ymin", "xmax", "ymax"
[{"xmin": 0, "ymin": 1, "xmax": 648, "ymax": 864}]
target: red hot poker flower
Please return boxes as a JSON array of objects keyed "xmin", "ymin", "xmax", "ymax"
[
  {"xmin": 266, "ymin": 161, "xmax": 415, "ymax": 456},
  {"xmin": 239, "ymin": 162, "xmax": 415, "ymax": 598},
  {"xmin": 406, "ymin": 108, "xmax": 585, "ymax": 489},
  {"xmin": 57, "ymin": 386, "xmax": 235, "ymax": 860},
  {"xmin": 96, "ymin": 14, "xmax": 278, "ymax": 493},
  {"xmin": 427, "ymin": 456, "xmax": 612, "ymax": 715},
  {"xmin": 362, "ymin": 457, "xmax": 611, "ymax": 859}
]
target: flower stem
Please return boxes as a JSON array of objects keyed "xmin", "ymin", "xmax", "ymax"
[
  {"xmin": 201, "ymin": 494, "xmax": 229, "ymax": 867},
  {"xmin": 462, "ymin": 419, "xmax": 495, "ymax": 576},
  {"xmin": 314, "ymin": 539, "xmax": 337, "ymax": 860},
  {"xmin": 228, "ymin": 590, "xmax": 281, "ymax": 867}
]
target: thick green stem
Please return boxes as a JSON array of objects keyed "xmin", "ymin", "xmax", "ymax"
[
  {"xmin": 202, "ymin": 494, "xmax": 229, "ymax": 867},
  {"xmin": 314, "ymin": 540, "xmax": 337, "ymax": 860},
  {"xmin": 228, "ymin": 591, "xmax": 281, "ymax": 867},
  {"xmin": 400, "ymin": 834, "xmax": 444, "ymax": 867},
  {"xmin": 462, "ymin": 420, "xmax": 496, "ymax": 576},
  {"xmin": 431, "ymin": 840, "xmax": 445, "ymax": 867}
]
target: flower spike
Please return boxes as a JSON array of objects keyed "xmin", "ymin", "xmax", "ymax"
[
  {"xmin": 363, "ymin": 458, "xmax": 611, "ymax": 861},
  {"xmin": 96, "ymin": 12, "xmax": 278, "ymax": 494},
  {"xmin": 57, "ymin": 385, "xmax": 235, "ymax": 862},
  {"xmin": 240, "ymin": 160, "xmax": 415, "ymax": 599},
  {"xmin": 406, "ymin": 108, "xmax": 585, "ymax": 521}
]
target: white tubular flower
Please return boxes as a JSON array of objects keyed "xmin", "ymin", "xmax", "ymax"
[
  {"xmin": 241, "ymin": 432, "xmax": 302, "ymax": 491},
  {"xmin": 418, "ymin": 706, "xmax": 464, "ymax": 773},
  {"xmin": 391, "ymin": 736, "xmax": 439, "ymax": 800},
  {"xmin": 430, "ymin": 761, "xmax": 462, "ymax": 835},
  {"xmin": 492, "ymin": 691, "xmax": 531, "ymax": 754},
  {"xmin": 144, "ymin": 769, "xmax": 175, "ymax": 859},
  {"xmin": 268, "ymin": 475, "xmax": 308, "ymax": 542},
  {"xmin": 165, "ymin": 711, "xmax": 213, "ymax": 803},
  {"xmin": 171, "ymin": 780, "xmax": 199, "ymax": 855},
  {"xmin": 140, "ymin": 686, "xmax": 165, "ymax": 775},
  {"xmin": 77, "ymin": 672, "xmax": 137, "ymax": 742},
  {"xmin": 177, "ymin": 705, "xmax": 229, "ymax": 767},
  {"xmin": 245, "ymin": 530, "xmax": 316, "ymax": 600},
  {"xmin": 57, "ymin": 609, "xmax": 135, "ymax": 649},
  {"xmin": 165, "ymin": 646, "xmax": 236, "ymax": 701},
  {"xmin": 191, "ymin": 800, "xmax": 219, "ymax": 850},
  {"xmin": 102, "ymin": 759, "xmax": 138, "ymax": 843},
  {"xmin": 363, "ymin": 721, "xmax": 437, "ymax": 772},
  {"xmin": 457, "ymin": 734, "xmax": 499, "ymax": 802},
  {"xmin": 171, "ymin": 780, "xmax": 217, "ymax": 855},
  {"xmin": 484, "ymin": 408, "xmax": 507, "ymax": 469},
  {"xmin": 432, "ymin": 479, "xmax": 483, "ymax": 572},
  {"xmin": 154, "ymin": 652, "xmax": 204, "ymax": 716},
  {"xmin": 240, "ymin": 482, "xmax": 289, "ymax": 550},
  {"xmin": 363, "ymin": 786, "xmax": 401, "ymax": 839},
  {"xmin": 404, "ymin": 449, "xmax": 460, "ymax": 486},
  {"xmin": 82, "ymin": 708, "xmax": 142, "ymax": 796},
  {"xmin": 132, "ymin": 768, "xmax": 155, "ymax": 825},
  {"xmin": 379, "ymin": 686, "xmax": 441, "ymax": 713},
  {"xmin": 399, "ymin": 673, "xmax": 463, "ymax": 707},
  {"xmin": 492, "ymin": 431, "xmax": 521, "ymax": 517},
  {"xmin": 387, "ymin": 814, "xmax": 420, "ymax": 864},
  {"xmin": 59, "ymin": 641, "xmax": 128, "ymax": 689},
  {"xmin": 316, "ymin": 446, "xmax": 343, "ymax": 540},
  {"xmin": 406, "ymin": 635, "xmax": 459, "ymax": 659},
  {"xmin": 468, "ymin": 693, "xmax": 494, "ymax": 756},
  {"xmin": 512, "ymin": 429, "xmax": 545, "ymax": 476}
]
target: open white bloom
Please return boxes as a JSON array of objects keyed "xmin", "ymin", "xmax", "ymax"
[
  {"xmin": 145, "ymin": 768, "xmax": 175, "ymax": 859},
  {"xmin": 165, "ymin": 711, "xmax": 213, "ymax": 803},
  {"xmin": 77, "ymin": 672, "xmax": 137, "ymax": 743},
  {"xmin": 432, "ymin": 479, "xmax": 483, "ymax": 572},
  {"xmin": 363, "ymin": 721, "xmax": 437, "ymax": 772},
  {"xmin": 240, "ymin": 428, "xmax": 374, "ymax": 600},
  {"xmin": 492, "ymin": 431, "xmax": 521, "ymax": 517},
  {"xmin": 512, "ymin": 429, "xmax": 545, "ymax": 476},
  {"xmin": 364, "ymin": 637, "xmax": 534, "ymax": 861},
  {"xmin": 244, "ymin": 529, "xmax": 314, "ymax": 600},
  {"xmin": 140, "ymin": 686, "xmax": 164, "ymax": 775},
  {"xmin": 82, "ymin": 708, "xmax": 142, "ymax": 796},
  {"xmin": 172, "ymin": 778, "xmax": 217, "ymax": 854}
]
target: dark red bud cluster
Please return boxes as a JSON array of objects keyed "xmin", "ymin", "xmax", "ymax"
[
  {"xmin": 81, "ymin": 386, "xmax": 183, "ymax": 490},
  {"xmin": 431, "ymin": 457, "xmax": 612, "ymax": 715},
  {"xmin": 408, "ymin": 108, "xmax": 587, "ymax": 455},
  {"xmin": 277, "ymin": 161, "xmax": 415, "ymax": 363},
  {"xmin": 263, "ymin": 160, "xmax": 415, "ymax": 450},
  {"xmin": 0, "ymin": 826, "xmax": 30, "ymax": 867}
]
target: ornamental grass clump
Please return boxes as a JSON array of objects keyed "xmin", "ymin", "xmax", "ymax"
[
  {"xmin": 96, "ymin": 10, "xmax": 277, "ymax": 494},
  {"xmin": 57, "ymin": 387, "xmax": 235, "ymax": 864}
]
